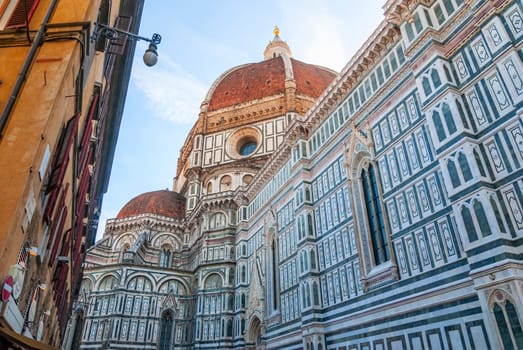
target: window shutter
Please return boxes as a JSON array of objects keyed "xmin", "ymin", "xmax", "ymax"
[
  {"xmin": 46, "ymin": 183, "xmax": 69, "ymax": 251},
  {"xmin": 43, "ymin": 114, "xmax": 79, "ymax": 221},
  {"xmin": 5, "ymin": 0, "xmax": 40, "ymax": 29}
]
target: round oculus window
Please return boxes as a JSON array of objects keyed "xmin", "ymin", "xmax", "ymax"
[
  {"xmin": 226, "ymin": 127, "xmax": 261, "ymax": 159},
  {"xmin": 239, "ymin": 141, "xmax": 257, "ymax": 156}
]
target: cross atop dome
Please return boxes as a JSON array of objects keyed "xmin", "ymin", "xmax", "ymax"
[{"xmin": 264, "ymin": 26, "xmax": 292, "ymax": 60}]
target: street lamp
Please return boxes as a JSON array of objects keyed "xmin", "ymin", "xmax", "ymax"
[{"xmin": 92, "ymin": 22, "xmax": 162, "ymax": 66}]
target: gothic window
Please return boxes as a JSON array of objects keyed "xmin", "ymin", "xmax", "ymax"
[
  {"xmin": 443, "ymin": 0, "xmax": 455, "ymax": 14},
  {"xmin": 458, "ymin": 153, "xmax": 473, "ymax": 182},
  {"xmin": 310, "ymin": 249, "xmax": 317, "ymax": 270},
  {"xmin": 422, "ymin": 77, "xmax": 432, "ymax": 96},
  {"xmin": 226, "ymin": 319, "xmax": 233, "ymax": 337},
  {"xmin": 241, "ymin": 265, "xmax": 246, "ymax": 283},
  {"xmin": 206, "ymin": 182, "xmax": 213, "ymax": 194},
  {"xmin": 431, "ymin": 69, "xmax": 442, "ymax": 88},
  {"xmin": 268, "ymin": 237, "xmax": 280, "ymax": 312},
  {"xmin": 456, "ymin": 99, "xmax": 470, "ymax": 129},
  {"xmin": 474, "ymin": 200, "xmax": 492, "ymax": 237},
  {"xmin": 474, "ymin": 150, "xmax": 486, "ymax": 177},
  {"xmin": 442, "ymin": 103, "xmax": 457, "ymax": 135},
  {"xmin": 432, "ymin": 111, "xmax": 446, "ymax": 142},
  {"xmin": 405, "ymin": 22, "xmax": 415, "ymax": 41},
  {"xmin": 443, "ymin": 64, "xmax": 453, "ymax": 83},
  {"xmin": 462, "ymin": 206, "xmax": 478, "ymax": 242},
  {"xmin": 490, "ymin": 195, "xmax": 507, "ymax": 233},
  {"xmin": 447, "ymin": 160, "xmax": 461, "ymax": 188},
  {"xmin": 159, "ymin": 310, "xmax": 174, "ymax": 350},
  {"xmin": 435, "ymin": 4, "xmax": 446, "ymax": 25},
  {"xmin": 490, "ymin": 291, "xmax": 523, "ymax": 349},
  {"xmin": 307, "ymin": 213, "xmax": 314, "ymax": 236},
  {"xmin": 159, "ymin": 245, "xmax": 172, "ymax": 268},
  {"xmin": 361, "ymin": 164, "xmax": 390, "ymax": 265},
  {"xmin": 312, "ymin": 281, "xmax": 320, "ymax": 306}
]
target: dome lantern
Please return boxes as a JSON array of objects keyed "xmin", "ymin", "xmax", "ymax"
[{"xmin": 264, "ymin": 26, "xmax": 292, "ymax": 60}]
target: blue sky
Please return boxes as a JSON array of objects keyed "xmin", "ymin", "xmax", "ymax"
[{"xmin": 96, "ymin": 1, "xmax": 385, "ymax": 239}]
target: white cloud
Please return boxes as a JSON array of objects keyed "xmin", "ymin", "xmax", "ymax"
[{"xmin": 131, "ymin": 48, "xmax": 208, "ymax": 124}]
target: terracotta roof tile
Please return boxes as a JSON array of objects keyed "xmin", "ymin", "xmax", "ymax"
[{"xmin": 117, "ymin": 190, "xmax": 186, "ymax": 220}]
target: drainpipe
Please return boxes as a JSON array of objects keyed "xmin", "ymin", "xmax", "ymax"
[{"xmin": 0, "ymin": 0, "xmax": 59, "ymax": 138}]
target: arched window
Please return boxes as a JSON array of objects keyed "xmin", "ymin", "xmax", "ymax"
[
  {"xmin": 444, "ymin": 65, "xmax": 453, "ymax": 82},
  {"xmin": 491, "ymin": 291, "xmax": 523, "ymax": 349},
  {"xmin": 474, "ymin": 149, "xmax": 486, "ymax": 177},
  {"xmin": 220, "ymin": 175, "xmax": 232, "ymax": 191},
  {"xmin": 456, "ymin": 99, "xmax": 469, "ymax": 129},
  {"xmin": 228, "ymin": 295, "xmax": 234, "ymax": 310},
  {"xmin": 159, "ymin": 310, "xmax": 174, "ymax": 350},
  {"xmin": 204, "ymin": 274, "xmax": 223, "ymax": 289},
  {"xmin": 433, "ymin": 111, "xmax": 446, "ymax": 142},
  {"xmin": 490, "ymin": 196, "xmax": 506, "ymax": 233},
  {"xmin": 447, "ymin": 160, "xmax": 461, "ymax": 188},
  {"xmin": 442, "ymin": 103, "xmax": 457, "ymax": 135},
  {"xmin": 461, "ymin": 206, "xmax": 478, "ymax": 242},
  {"xmin": 98, "ymin": 276, "xmax": 117, "ymax": 291},
  {"xmin": 269, "ymin": 238, "xmax": 279, "ymax": 311},
  {"xmin": 312, "ymin": 281, "xmax": 320, "ymax": 306},
  {"xmin": 127, "ymin": 276, "xmax": 152, "ymax": 291},
  {"xmin": 422, "ymin": 77, "xmax": 432, "ymax": 96},
  {"xmin": 361, "ymin": 164, "xmax": 390, "ymax": 265},
  {"xmin": 473, "ymin": 200, "xmax": 491, "ymax": 237},
  {"xmin": 431, "ymin": 69, "xmax": 441, "ymax": 88},
  {"xmin": 159, "ymin": 245, "xmax": 172, "ymax": 268},
  {"xmin": 206, "ymin": 182, "xmax": 213, "ymax": 194},
  {"xmin": 241, "ymin": 265, "xmax": 246, "ymax": 283},
  {"xmin": 241, "ymin": 294, "xmax": 246, "ymax": 309},
  {"xmin": 209, "ymin": 212, "xmax": 226, "ymax": 229},
  {"xmin": 310, "ymin": 249, "xmax": 317, "ymax": 270},
  {"xmin": 226, "ymin": 319, "xmax": 233, "ymax": 337},
  {"xmin": 159, "ymin": 280, "xmax": 186, "ymax": 295},
  {"xmin": 458, "ymin": 153, "xmax": 473, "ymax": 182},
  {"xmin": 301, "ymin": 285, "xmax": 307, "ymax": 307},
  {"xmin": 307, "ymin": 214, "xmax": 314, "ymax": 236}
]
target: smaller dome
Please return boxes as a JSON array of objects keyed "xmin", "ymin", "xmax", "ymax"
[{"xmin": 117, "ymin": 190, "xmax": 186, "ymax": 220}]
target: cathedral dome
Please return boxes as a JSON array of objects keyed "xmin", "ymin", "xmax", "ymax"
[
  {"xmin": 205, "ymin": 56, "xmax": 336, "ymax": 112},
  {"xmin": 174, "ymin": 28, "xmax": 337, "ymax": 187},
  {"xmin": 117, "ymin": 190, "xmax": 186, "ymax": 220},
  {"xmin": 203, "ymin": 28, "xmax": 335, "ymax": 114}
]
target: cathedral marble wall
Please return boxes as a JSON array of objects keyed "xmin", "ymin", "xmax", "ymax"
[{"xmin": 236, "ymin": 1, "xmax": 523, "ymax": 349}]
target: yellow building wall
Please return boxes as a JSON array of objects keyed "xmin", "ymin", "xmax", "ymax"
[{"xmin": 0, "ymin": 0, "xmax": 124, "ymax": 344}]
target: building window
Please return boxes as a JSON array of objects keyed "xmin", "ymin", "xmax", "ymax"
[
  {"xmin": 361, "ymin": 164, "xmax": 390, "ymax": 265},
  {"xmin": 433, "ymin": 111, "xmax": 446, "ymax": 141},
  {"xmin": 462, "ymin": 206, "xmax": 478, "ymax": 242},
  {"xmin": 239, "ymin": 141, "xmax": 257, "ymax": 156},
  {"xmin": 159, "ymin": 310, "xmax": 174, "ymax": 350},
  {"xmin": 491, "ymin": 291, "xmax": 523, "ymax": 349},
  {"xmin": 442, "ymin": 103, "xmax": 457, "ymax": 135},
  {"xmin": 220, "ymin": 175, "xmax": 232, "ymax": 191},
  {"xmin": 2, "ymin": 0, "xmax": 41, "ymax": 29},
  {"xmin": 160, "ymin": 245, "xmax": 172, "ymax": 268},
  {"xmin": 209, "ymin": 212, "xmax": 226, "ymax": 229}
]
